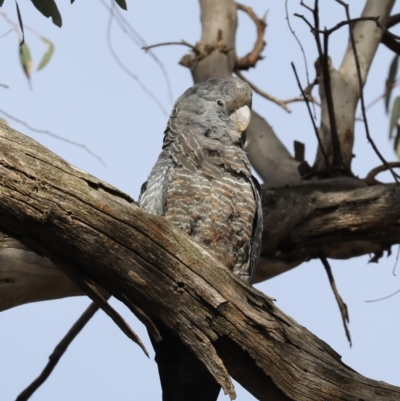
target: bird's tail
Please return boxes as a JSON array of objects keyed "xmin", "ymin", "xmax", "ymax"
[{"xmin": 150, "ymin": 324, "xmax": 221, "ymax": 401}]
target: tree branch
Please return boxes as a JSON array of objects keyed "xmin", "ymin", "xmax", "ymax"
[
  {"xmin": 235, "ymin": 3, "xmax": 266, "ymax": 70},
  {"xmin": 313, "ymin": 0, "xmax": 396, "ymax": 173},
  {"xmin": 1, "ymin": 117, "xmax": 400, "ymax": 401},
  {"xmin": 16, "ymin": 300, "xmax": 106, "ymax": 401}
]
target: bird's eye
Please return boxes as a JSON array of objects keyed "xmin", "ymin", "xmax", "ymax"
[{"xmin": 217, "ymin": 100, "xmax": 224, "ymax": 107}]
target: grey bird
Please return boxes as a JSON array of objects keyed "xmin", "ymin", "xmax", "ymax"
[{"xmin": 139, "ymin": 77, "xmax": 263, "ymax": 401}]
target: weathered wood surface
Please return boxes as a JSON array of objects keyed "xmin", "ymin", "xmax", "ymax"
[
  {"xmin": 258, "ymin": 180, "xmax": 400, "ymax": 280},
  {"xmin": 1, "ymin": 124, "xmax": 400, "ymax": 400}
]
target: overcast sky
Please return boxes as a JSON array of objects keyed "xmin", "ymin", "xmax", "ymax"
[{"xmin": 1, "ymin": 1, "xmax": 400, "ymax": 400}]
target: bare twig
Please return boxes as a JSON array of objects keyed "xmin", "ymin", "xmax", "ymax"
[
  {"xmin": 357, "ymin": 91, "xmax": 393, "ymax": 120},
  {"xmin": 285, "ymin": 95, "xmax": 321, "ymax": 106},
  {"xmin": 364, "ymin": 162, "xmax": 400, "ymax": 185},
  {"xmin": 235, "ymin": 69, "xmax": 319, "ymax": 112},
  {"xmin": 285, "ymin": 0, "xmax": 314, "ymax": 112},
  {"xmin": 300, "ymin": 0, "xmax": 313, "ymax": 13},
  {"xmin": 295, "ymin": 13, "xmax": 314, "ymax": 31},
  {"xmin": 142, "ymin": 40, "xmax": 199, "ymax": 53},
  {"xmin": 235, "ymin": 3, "xmax": 267, "ymax": 70},
  {"xmin": 235, "ymin": 69, "xmax": 291, "ymax": 112},
  {"xmin": 16, "ymin": 300, "xmax": 107, "ymax": 401},
  {"xmin": 291, "ymin": 62, "xmax": 329, "ymax": 166},
  {"xmin": 56, "ymin": 260, "xmax": 148, "ymax": 356},
  {"xmin": 98, "ymin": 0, "xmax": 173, "ymax": 103},
  {"xmin": 295, "ymin": 3, "xmax": 344, "ymax": 170},
  {"xmin": 0, "ymin": 109, "xmax": 105, "ymax": 166},
  {"xmin": 320, "ymin": 256, "xmax": 352, "ymax": 346},
  {"xmin": 295, "ymin": 12, "xmax": 397, "ymax": 39},
  {"xmin": 313, "ymin": 0, "xmax": 342, "ymax": 169},
  {"xmin": 0, "ymin": 28, "xmax": 13, "ymax": 39},
  {"xmin": 0, "ymin": 11, "xmax": 21, "ymax": 39},
  {"xmin": 335, "ymin": 0, "xmax": 400, "ymax": 183},
  {"xmin": 393, "ymin": 245, "xmax": 400, "ymax": 276},
  {"xmin": 106, "ymin": 4, "xmax": 168, "ymax": 116},
  {"xmin": 322, "ymin": 37, "xmax": 342, "ymax": 168},
  {"xmin": 366, "ymin": 288, "xmax": 400, "ymax": 302}
]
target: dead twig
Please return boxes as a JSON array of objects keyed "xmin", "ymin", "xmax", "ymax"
[
  {"xmin": 0, "ymin": 109, "xmax": 105, "ymax": 166},
  {"xmin": 57, "ymin": 260, "xmax": 148, "ymax": 356},
  {"xmin": 106, "ymin": 3, "xmax": 168, "ymax": 115},
  {"xmin": 364, "ymin": 162, "xmax": 400, "ymax": 185},
  {"xmin": 285, "ymin": 0, "xmax": 316, "ymax": 117},
  {"xmin": 234, "ymin": 69, "xmax": 291, "ymax": 112},
  {"xmin": 99, "ymin": 0, "xmax": 173, "ymax": 103},
  {"xmin": 320, "ymin": 256, "xmax": 352, "ymax": 346},
  {"xmin": 296, "ymin": 2, "xmax": 344, "ymax": 171},
  {"xmin": 291, "ymin": 62, "xmax": 329, "ymax": 167},
  {"xmin": 366, "ymin": 288, "xmax": 400, "ymax": 303},
  {"xmin": 142, "ymin": 40, "xmax": 199, "ymax": 54},
  {"xmin": 235, "ymin": 3, "xmax": 266, "ymax": 70},
  {"xmin": 235, "ymin": 69, "xmax": 319, "ymax": 112},
  {"xmin": 16, "ymin": 300, "xmax": 107, "ymax": 401}
]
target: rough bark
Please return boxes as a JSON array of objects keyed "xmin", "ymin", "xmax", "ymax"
[
  {"xmin": 1, "ymin": 117, "xmax": 400, "ymax": 401},
  {"xmin": 257, "ymin": 178, "xmax": 400, "ymax": 281},
  {"xmin": 3, "ymin": 169, "xmax": 400, "ymax": 308},
  {"xmin": 313, "ymin": 0, "xmax": 395, "ymax": 172}
]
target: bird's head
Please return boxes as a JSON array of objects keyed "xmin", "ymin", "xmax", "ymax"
[{"xmin": 165, "ymin": 77, "xmax": 253, "ymax": 147}]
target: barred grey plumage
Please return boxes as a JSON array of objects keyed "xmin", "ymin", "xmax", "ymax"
[{"xmin": 139, "ymin": 77, "xmax": 262, "ymax": 401}]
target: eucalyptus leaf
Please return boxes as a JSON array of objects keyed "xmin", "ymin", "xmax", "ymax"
[
  {"xmin": 395, "ymin": 125, "xmax": 400, "ymax": 160},
  {"xmin": 114, "ymin": 0, "xmax": 127, "ymax": 10},
  {"xmin": 30, "ymin": 0, "xmax": 62, "ymax": 27},
  {"xmin": 37, "ymin": 36, "xmax": 54, "ymax": 71},
  {"xmin": 15, "ymin": 0, "xmax": 25, "ymax": 44},
  {"xmin": 385, "ymin": 55, "xmax": 399, "ymax": 113},
  {"xmin": 389, "ymin": 96, "xmax": 400, "ymax": 138},
  {"xmin": 19, "ymin": 42, "xmax": 32, "ymax": 79}
]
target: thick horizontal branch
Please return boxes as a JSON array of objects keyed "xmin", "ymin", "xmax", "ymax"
[
  {"xmin": 1, "ymin": 118, "xmax": 400, "ymax": 400},
  {"xmin": 256, "ymin": 179, "xmax": 400, "ymax": 281}
]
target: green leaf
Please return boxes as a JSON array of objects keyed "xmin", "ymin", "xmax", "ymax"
[
  {"xmin": 15, "ymin": 0, "xmax": 25, "ymax": 44},
  {"xmin": 19, "ymin": 42, "xmax": 32, "ymax": 79},
  {"xmin": 395, "ymin": 125, "xmax": 400, "ymax": 160},
  {"xmin": 30, "ymin": 0, "xmax": 62, "ymax": 27},
  {"xmin": 385, "ymin": 55, "xmax": 399, "ymax": 113},
  {"xmin": 37, "ymin": 36, "xmax": 54, "ymax": 71},
  {"xmin": 389, "ymin": 96, "xmax": 400, "ymax": 138},
  {"xmin": 114, "ymin": 0, "xmax": 127, "ymax": 10}
]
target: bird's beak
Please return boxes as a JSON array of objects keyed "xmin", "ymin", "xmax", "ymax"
[{"xmin": 230, "ymin": 105, "xmax": 251, "ymax": 132}]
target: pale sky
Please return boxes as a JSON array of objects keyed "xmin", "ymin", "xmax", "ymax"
[{"xmin": 1, "ymin": 1, "xmax": 400, "ymax": 400}]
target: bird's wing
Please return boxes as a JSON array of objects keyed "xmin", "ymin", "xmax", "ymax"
[
  {"xmin": 139, "ymin": 149, "xmax": 173, "ymax": 216},
  {"xmin": 248, "ymin": 175, "xmax": 263, "ymax": 284}
]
